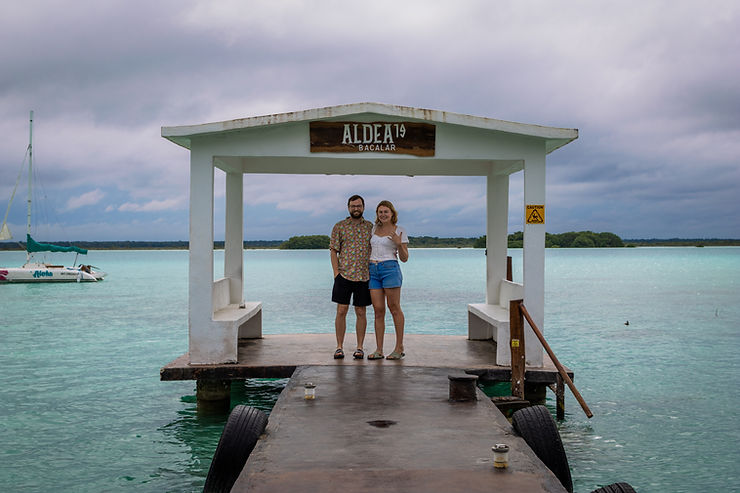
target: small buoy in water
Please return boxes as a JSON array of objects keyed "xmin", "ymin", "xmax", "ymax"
[{"xmin": 624, "ymin": 321, "xmax": 629, "ymax": 326}]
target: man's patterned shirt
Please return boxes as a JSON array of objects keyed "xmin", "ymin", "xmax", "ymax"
[{"xmin": 330, "ymin": 217, "xmax": 373, "ymax": 281}]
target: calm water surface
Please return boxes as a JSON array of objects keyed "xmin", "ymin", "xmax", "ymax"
[{"xmin": 0, "ymin": 247, "xmax": 738, "ymax": 492}]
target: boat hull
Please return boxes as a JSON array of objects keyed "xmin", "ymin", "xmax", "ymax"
[{"xmin": 0, "ymin": 265, "xmax": 104, "ymax": 283}]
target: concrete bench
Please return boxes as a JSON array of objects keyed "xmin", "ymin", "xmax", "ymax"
[
  {"xmin": 468, "ymin": 279, "xmax": 523, "ymax": 366},
  {"xmin": 212, "ymin": 277, "xmax": 262, "ymax": 340},
  {"xmin": 201, "ymin": 277, "xmax": 263, "ymax": 363},
  {"xmin": 213, "ymin": 301, "xmax": 262, "ymax": 340}
]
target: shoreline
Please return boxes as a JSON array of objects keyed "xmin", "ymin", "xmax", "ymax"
[{"xmin": 2, "ymin": 243, "xmax": 740, "ymax": 252}]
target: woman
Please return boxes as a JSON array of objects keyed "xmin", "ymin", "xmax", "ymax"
[{"xmin": 367, "ymin": 200, "xmax": 409, "ymax": 360}]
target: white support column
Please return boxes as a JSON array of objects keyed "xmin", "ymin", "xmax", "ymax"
[
  {"xmin": 224, "ymin": 172, "xmax": 244, "ymax": 304},
  {"xmin": 486, "ymin": 171, "xmax": 509, "ymax": 305},
  {"xmin": 188, "ymin": 148, "xmax": 215, "ymax": 364},
  {"xmin": 523, "ymin": 152, "xmax": 546, "ymax": 367}
]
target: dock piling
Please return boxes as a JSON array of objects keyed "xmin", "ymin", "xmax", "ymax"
[{"xmin": 196, "ymin": 379, "xmax": 231, "ymax": 414}]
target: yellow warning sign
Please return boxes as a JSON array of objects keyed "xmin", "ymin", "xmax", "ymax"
[
  {"xmin": 526, "ymin": 204, "xmax": 545, "ymax": 224},
  {"xmin": 511, "ymin": 339, "xmax": 520, "ymax": 348}
]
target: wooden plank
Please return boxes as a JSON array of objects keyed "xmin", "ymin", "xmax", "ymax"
[
  {"xmin": 491, "ymin": 396, "xmax": 531, "ymax": 415},
  {"xmin": 310, "ymin": 121, "xmax": 435, "ymax": 156},
  {"xmin": 555, "ymin": 374, "xmax": 565, "ymax": 420}
]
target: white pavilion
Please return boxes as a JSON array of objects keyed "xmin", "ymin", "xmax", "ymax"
[{"xmin": 161, "ymin": 103, "xmax": 578, "ymax": 367}]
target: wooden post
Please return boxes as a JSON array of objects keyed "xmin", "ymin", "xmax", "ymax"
[
  {"xmin": 506, "ymin": 256, "xmax": 513, "ymax": 282},
  {"xmin": 509, "ymin": 299, "xmax": 525, "ymax": 399},
  {"xmin": 555, "ymin": 373, "xmax": 565, "ymax": 420}
]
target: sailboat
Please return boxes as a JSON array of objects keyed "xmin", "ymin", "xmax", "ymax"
[{"xmin": 0, "ymin": 111, "xmax": 106, "ymax": 283}]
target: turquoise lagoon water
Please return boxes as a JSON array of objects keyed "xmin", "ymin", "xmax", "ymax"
[{"xmin": 0, "ymin": 247, "xmax": 738, "ymax": 492}]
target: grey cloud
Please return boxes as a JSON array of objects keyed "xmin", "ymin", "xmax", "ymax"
[{"xmin": 1, "ymin": 0, "xmax": 738, "ymax": 240}]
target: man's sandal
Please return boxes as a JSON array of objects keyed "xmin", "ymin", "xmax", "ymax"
[
  {"xmin": 333, "ymin": 348, "xmax": 345, "ymax": 359},
  {"xmin": 353, "ymin": 348, "xmax": 364, "ymax": 359},
  {"xmin": 386, "ymin": 351, "xmax": 405, "ymax": 360},
  {"xmin": 367, "ymin": 351, "xmax": 384, "ymax": 360}
]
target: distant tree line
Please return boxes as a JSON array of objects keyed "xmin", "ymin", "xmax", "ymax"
[
  {"xmin": 278, "ymin": 235, "xmax": 479, "ymax": 249},
  {"xmin": 408, "ymin": 236, "xmax": 477, "ymax": 248},
  {"xmin": 0, "ymin": 240, "xmax": 283, "ymax": 251},
  {"xmin": 474, "ymin": 231, "xmax": 625, "ymax": 248},
  {"xmin": 3, "ymin": 233, "xmax": 737, "ymax": 251},
  {"xmin": 279, "ymin": 235, "xmax": 330, "ymax": 249},
  {"xmin": 546, "ymin": 231, "xmax": 623, "ymax": 248},
  {"xmin": 623, "ymin": 238, "xmax": 740, "ymax": 247},
  {"xmin": 278, "ymin": 232, "xmax": 626, "ymax": 249}
]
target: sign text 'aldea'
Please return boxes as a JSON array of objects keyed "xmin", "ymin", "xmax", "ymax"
[{"xmin": 310, "ymin": 121, "xmax": 435, "ymax": 157}]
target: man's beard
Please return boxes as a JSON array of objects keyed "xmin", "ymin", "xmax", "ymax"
[{"xmin": 350, "ymin": 210, "xmax": 363, "ymax": 219}]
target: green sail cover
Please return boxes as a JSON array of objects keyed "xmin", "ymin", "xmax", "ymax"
[{"xmin": 26, "ymin": 234, "xmax": 87, "ymax": 255}]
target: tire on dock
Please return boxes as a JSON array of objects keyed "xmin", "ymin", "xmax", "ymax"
[
  {"xmin": 512, "ymin": 405, "xmax": 573, "ymax": 493},
  {"xmin": 203, "ymin": 405, "xmax": 268, "ymax": 493},
  {"xmin": 590, "ymin": 482, "xmax": 637, "ymax": 493}
]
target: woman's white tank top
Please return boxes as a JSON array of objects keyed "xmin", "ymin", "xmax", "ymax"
[{"xmin": 370, "ymin": 225, "xmax": 408, "ymax": 261}]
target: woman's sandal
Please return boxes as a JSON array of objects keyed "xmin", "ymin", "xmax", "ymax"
[
  {"xmin": 353, "ymin": 348, "xmax": 364, "ymax": 359},
  {"xmin": 333, "ymin": 348, "xmax": 345, "ymax": 359},
  {"xmin": 367, "ymin": 351, "xmax": 384, "ymax": 360},
  {"xmin": 386, "ymin": 351, "xmax": 405, "ymax": 360}
]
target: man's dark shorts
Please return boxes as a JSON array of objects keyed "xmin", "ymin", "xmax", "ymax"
[{"xmin": 332, "ymin": 274, "xmax": 371, "ymax": 307}]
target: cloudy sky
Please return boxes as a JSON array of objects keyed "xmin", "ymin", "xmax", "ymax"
[{"xmin": 1, "ymin": 0, "xmax": 738, "ymax": 242}]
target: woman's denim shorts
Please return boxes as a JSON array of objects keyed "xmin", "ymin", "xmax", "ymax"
[{"xmin": 369, "ymin": 260, "xmax": 403, "ymax": 289}]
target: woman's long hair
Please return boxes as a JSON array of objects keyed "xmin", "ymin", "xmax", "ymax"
[{"xmin": 375, "ymin": 200, "xmax": 398, "ymax": 226}]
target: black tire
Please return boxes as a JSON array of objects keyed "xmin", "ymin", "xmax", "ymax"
[
  {"xmin": 590, "ymin": 482, "xmax": 637, "ymax": 493},
  {"xmin": 203, "ymin": 405, "xmax": 268, "ymax": 493},
  {"xmin": 512, "ymin": 405, "xmax": 573, "ymax": 493}
]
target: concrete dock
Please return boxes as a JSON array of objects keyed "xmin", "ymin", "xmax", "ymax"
[
  {"xmin": 160, "ymin": 333, "xmax": 571, "ymax": 386},
  {"xmin": 161, "ymin": 334, "xmax": 576, "ymax": 491},
  {"xmin": 232, "ymin": 364, "xmax": 568, "ymax": 492}
]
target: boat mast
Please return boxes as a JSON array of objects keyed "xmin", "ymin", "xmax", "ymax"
[{"xmin": 26, "ymin": 110, "xmax": 33, "ymax": 263}]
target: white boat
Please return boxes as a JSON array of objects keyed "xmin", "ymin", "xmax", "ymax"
[{"xmin": 0, "ymin": 111, "xmax": 106, "ymax": 283}]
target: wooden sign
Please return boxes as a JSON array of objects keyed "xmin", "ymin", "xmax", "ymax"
[{"xmin": 310, "ymin": 121, "xmax": 435, "ymax": 156}]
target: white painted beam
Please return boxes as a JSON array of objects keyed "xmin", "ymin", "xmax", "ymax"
[
  {"xmin": 189, "ymin": 149, "xmax": 216, "ymax": 364},
  {"xmin": 523, "ymin": 152, "xmax": 546, "ymax": 367},
  {"xmin": 486, "ymin": 172, "xmax": 509, "ymax": 305},
  {"xmin": 225, "ymin": 172, "xmax": 243, "ymax": 304}
]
